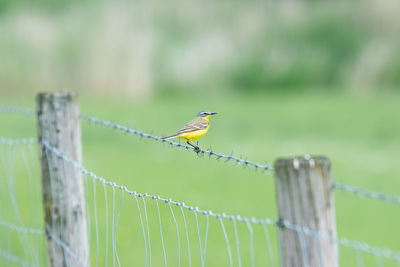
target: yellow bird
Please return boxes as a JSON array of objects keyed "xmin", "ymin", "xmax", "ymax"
[{"xmin": 162, "ymin": 110, "xmax": 217, "ymax": 152}]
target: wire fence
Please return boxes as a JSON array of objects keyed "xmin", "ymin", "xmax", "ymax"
[
  {"xmin": 0, "ymin": 137, "xmax": 46, "ymax": 267},
  {"xmin": 2, "ymin": 137, "xmax": 400, "ymax": 267},
  {"xmin": 1, "ymin": 104, "xmax": 400, "ymax": 267}
]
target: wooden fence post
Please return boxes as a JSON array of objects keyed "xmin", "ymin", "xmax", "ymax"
[
  {"xmin": 274, "ymin": 156, "xmax": 338, "ymax": 267},
  {"xmin": 37, "ymin": 91, "xmax": 89, "ymax": 267}
]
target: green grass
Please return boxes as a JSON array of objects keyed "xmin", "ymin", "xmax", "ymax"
[{"xmin": 1, "ymin": 92, "xmax": 400, "ymax": 266}]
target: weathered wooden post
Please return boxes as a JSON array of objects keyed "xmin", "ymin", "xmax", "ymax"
[
  {"xmin": 37, "ymin": 91, "xmax": 89, "ymax": 266},
  {"xmin": 274, "ymin": 156, "xmax": 338, "ymax": 267}
]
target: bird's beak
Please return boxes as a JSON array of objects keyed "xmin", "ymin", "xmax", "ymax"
[{"xmin": 210, "ymin": 112, "xmax": 217, "ymax": 115}]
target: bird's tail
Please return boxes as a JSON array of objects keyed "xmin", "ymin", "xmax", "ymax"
[{"xmin": 161, "ymin": 134, "xmax": 181, "ymax": 140}]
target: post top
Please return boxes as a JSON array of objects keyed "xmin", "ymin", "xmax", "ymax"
[
  {"xmin": 36, "ymin": 91, "xmax": 78, "ymax": 102},
  {"xmin": 274, "ymin": 155, "xmax": 330, "ymax": 170}
]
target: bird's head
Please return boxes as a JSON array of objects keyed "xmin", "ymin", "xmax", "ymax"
[{"xmin": 196, "ymin": 110, "xmax": 217, "ymax": 120}]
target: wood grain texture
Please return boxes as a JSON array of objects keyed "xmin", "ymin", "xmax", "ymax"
[
  {"xmin": 37, "ymin": 91, "xmax": 88, "ymax": 267},
  {"xmin": 274, "ymin": 156, "xmax": 338, "ymax": 267}
]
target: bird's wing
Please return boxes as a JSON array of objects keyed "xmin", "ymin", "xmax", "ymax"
[{"xmin": 175, "ymin": 118, "xmax": 209, "ymax": 135}]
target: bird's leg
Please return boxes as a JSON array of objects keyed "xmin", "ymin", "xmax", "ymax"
[{"xmin": 186, "ymin": 140, "xmax": 201, "ymax": 153}]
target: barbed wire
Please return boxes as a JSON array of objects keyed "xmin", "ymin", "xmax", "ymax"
[
  {"xmin": 0, "ymin": 104, "xmax": 273, "ymax": 173},
  {"xmin": 80, "ymin": 114, "xmax": 273, "ymax": 173},
  {"xmin": 0, "ymin": 105, "xmax": 35, "ymax": 115},
  {"xmin": 333, "ymin": 182, "xmax": 400, "ymax": 205},
  {"xmin": 40, "ymin": 138, "xmax": 400, "ymax": 262},
  {"xmin": 1, "ymin": 105, "xmax": 400, "ymax": 203}
]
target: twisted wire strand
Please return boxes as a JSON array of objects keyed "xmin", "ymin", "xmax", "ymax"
[
  {"xmin": 46, "ymin": 232, "xmax": 86, "ymax": 266},
  {"xmin": 80, "ymin": 114, "xmax": 273, "ymax": 173},
  {"xmin": 0, "ymin": 220, "xmax": 44, "ymax": 235},
  {"xmin": 0, "ymin": 248, "xmax": 41, "ymax": 267},
  {"xmin": 280, "ymin": 220, "xmax": 400, "ymax": 262},
  {"xmin": 333, "ymin": 182, "xmax": 400, "ymax": 205},
  {"xmin": 0, "ymin": 105, "xmax": 35, "ymax": 115},
  {"xmin": 0, "ymin": 104, "xmax": 273, "ymax": 172},
  {"xmin": 0, "ymin": 137, "xmax": 36, "ymax": 145}
]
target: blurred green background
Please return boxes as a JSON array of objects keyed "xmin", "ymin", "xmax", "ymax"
[{"xmin": 1, "ymin": 0, "xmax": 400, "ymax": 266}]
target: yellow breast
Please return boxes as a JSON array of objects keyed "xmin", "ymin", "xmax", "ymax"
[{"xmin": 179, "ymin": 124, "xmax": 210, "ymax": 141}]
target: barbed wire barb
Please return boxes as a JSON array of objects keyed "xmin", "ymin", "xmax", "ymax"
[{"xmin": 78, "ymin": 114, "xmax": 274, "ymax": 173}]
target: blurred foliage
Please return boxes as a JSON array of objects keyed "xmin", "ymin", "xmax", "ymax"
[
  {"xmin": 0, "ymin": 0, "xmax": 399, "ymax": 98},
  {"xmin": 0, "ymin": 0, "xmax": 89, "ymax": 13},
  {"xmin": 230, "ymin": 11, "xmax": 368, "ymax": 90}
]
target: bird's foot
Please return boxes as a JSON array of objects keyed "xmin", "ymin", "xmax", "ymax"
[{"xmin": 187, "ymin": 140, "xmax": 201, "ymax": 154}]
